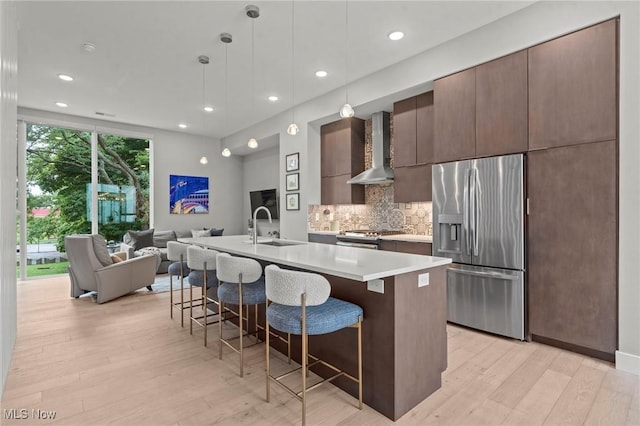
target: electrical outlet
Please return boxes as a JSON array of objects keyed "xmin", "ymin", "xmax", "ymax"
[
  {"xmin": 418, "ymin": 273, "xmax": 430, "ymax": 287},
  {"xmin": 315, "ymin": 213, "xmax": 319, "ymax": 220},
  {"xmin": 367, "ymin": 279, "xmax": 384, "ymax": 294}
]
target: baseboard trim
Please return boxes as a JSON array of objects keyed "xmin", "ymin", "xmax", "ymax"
[{"xmin": 615, "ymin": 350, "xmax": 640, "ymax": 375}]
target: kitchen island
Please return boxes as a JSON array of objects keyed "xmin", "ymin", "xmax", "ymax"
[{"xmin": 180, "ymin": 235, "xmax": 451, "ymax": 421}]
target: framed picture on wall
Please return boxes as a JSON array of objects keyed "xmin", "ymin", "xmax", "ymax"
[
  {"xmin": 286, "ymin": 173, "xmax": 299, "ymax": 191},
  {"xmin": 286, "ymin": 152, "xmax": 299, "ymax": 172},
  {"xmin": 286, "ymin": 193, "xmax": 299, "ymax": 211}
]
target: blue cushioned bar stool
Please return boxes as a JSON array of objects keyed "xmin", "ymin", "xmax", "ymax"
[
  {"xmin": 216, "ymin": 253, "xmax": 267, "ymax": 377},
  {"xmin": 167, "ymin": 241, "xmax": 190, "ymax": 327},
  {"xmin": 264, "ymin": 265, "xmax": 363, "ymax": 426},
  {"xmin": 187, "ymin": 245, "xmax": 220, "ymax": 347}
]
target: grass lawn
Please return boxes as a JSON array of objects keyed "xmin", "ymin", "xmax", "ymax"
[{"xmin": 18, "ymin": 261, "xmax": 69, "ymax": 278}]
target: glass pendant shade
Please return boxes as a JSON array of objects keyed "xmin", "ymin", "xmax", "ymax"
[
  {"xmin": 287, "ymin": 123, "xmax": 299, "ymax": 135},
  {"xmin": 340, "ymin": 103, "xmax": 355, "ymax": 118},
  {"xmin": 199, "ymin": 156, "xmax": 208, "ymax": 165},
  {"xmin": 221, "ymin": 148, "xmax": 231, "ymax": 157},
  {"xmin": 248, "ymin": 138, "xmax": 258, "ymax": 149}
]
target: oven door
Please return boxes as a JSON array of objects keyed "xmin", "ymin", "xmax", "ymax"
[{"xmin": 336, "ymin": 240, "xmax": 378, "ymax": 250}]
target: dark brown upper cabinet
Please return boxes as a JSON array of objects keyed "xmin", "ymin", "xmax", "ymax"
[
  {"xmin": 476, "ymin": 50, "xmax": 528, "ymax": 157},
  {"xmin": 433, "ymin": 68, "xmax": 476, "ymax": 164},
  {"xmin": 392, "ymin": 92, "xmax": 434, "ymax": 202},
  {"xmin": 320, "ymin": 118, "xmax": 365, "ymax": 205},
  {"xmin": 393, "ymin": 92, "xmax": 434, "ymax": 168},
  {"xmin": 529, "ymin": 19, "xmax": 617, "ymax": 150}
]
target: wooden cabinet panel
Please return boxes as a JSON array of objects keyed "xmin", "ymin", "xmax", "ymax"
[
  {"xmin": 416, "ymin": 92, "xmax": 434, "ymax": 165},
  {"xmin": 320, "ymin": 118, "xmax": 365, "ymax": 204},
  {"xmin": 393, "ymin": 97, "xmax": 418, "ymax": 168},
  {"xmin": 379, "ymin": 240, "xmax": 397, "ymax": 252},
  {"xmin": 476, "ymin": 50, "xmax": 528, "ymax": 157},
  {"xmin": 528, "ymin": 140, "xmax": 617, "ymax": 357},
  {"xmin": 529, "ymin": 20, "xmax": 617, "ymax": 150},
  {"xmin": 321, "ymin": 174, "xmax": 364, "ymax": 205},
  {"xmin": 395, "ymin": 241, "xmax": 432, "ymax": 256},
  {"xmin": 393, "ymin": 164, "xmax": 431, "ymax": 203},
  {"xmin": 308, "ymin": 233, "xmax": 338, "ymax": 245},
  {"xmin": 434, "ymin": 68, "xmax": 476, "ymax": 163}
]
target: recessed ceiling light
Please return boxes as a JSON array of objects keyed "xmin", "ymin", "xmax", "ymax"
[
  {"xmin": 58, "ymin": 74, "xmax": 74, "ymax": 82},
  {"xmin": 221, "ymin": 148, "xmax": 231, "ymax": 157},
  {"xmin": 83, "ymin": 42, "xmax": 96, "ymax": 53},
  {"xmin": 267, "ymin": 95, "xmax": 279, "ymax": 102},
  {"xmin": 315, "ymin": 70, "xmax": 328, "ymax": 78},
  {"xmin": 204, "ymin": 106, "xmax": 214, "ymax": 112},
  {"xmin": 55, "ymin": 102, "xmax": 68, "ymax": 108},
  {"xmin": 388, "ymin": 31, "xmax": 404, "ymax": 41},
  {"xmin": 248, "ymin": 138, "xmax": 258, "ymax": 149},
  {"xmin": 178, "ymin": 123, "xmax": 187, "ymax": 129}
]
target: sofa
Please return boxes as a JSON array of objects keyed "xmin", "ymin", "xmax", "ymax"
[{"xmin": 121, "ymin": 228, "xmax": 224, "ymax": 274}]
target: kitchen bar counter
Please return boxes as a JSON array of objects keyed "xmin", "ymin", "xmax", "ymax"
[
  {"xmin": 181, "ymin": 235, "xmax": 447, "ymax": 281},
  {"xmin": 179, "ymin": 235, "xmax": 451, "ymax": 421}
]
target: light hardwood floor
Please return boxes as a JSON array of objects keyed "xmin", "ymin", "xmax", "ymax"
[{"xmin": 1, "ymin": 275, "xmax": 638, "ymax": 425}]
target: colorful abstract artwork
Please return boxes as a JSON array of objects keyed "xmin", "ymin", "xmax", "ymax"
[{"xmin": 169, "ymin": 175, "xmax": 209, "ymax": 214}]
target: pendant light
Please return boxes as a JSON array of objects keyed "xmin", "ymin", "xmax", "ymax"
[
  {"xmin": 220, "ymin": 32, "xmax": 233, "ymax": 157},
  {"xmin": 339, "ymin": 0, "xmax": 354, "ymax": 118},
  {"xmin": 247, "ymin": 5, "xmax": 260, "ymax": 149},
  {"xmin": 198, "ymin": 55, "xmax": 210, "ymax": 165},
  {"xmin": 286, "ymin": 0, "xmax": 299, "ymax": 136}
]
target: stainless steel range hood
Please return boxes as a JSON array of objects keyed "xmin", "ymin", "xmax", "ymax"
[{"xmin": 347, "ymin": 111, "xmax": 394, "ymax": 185}]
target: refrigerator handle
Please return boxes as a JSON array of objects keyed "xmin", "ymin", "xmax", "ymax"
[
  {"xmin": 463, "ymin": 168, "xmax": 471, "ymax": 256},
  {"xmin": 469, "ymin": 168, "xmax": 478, "ymax": 256}
]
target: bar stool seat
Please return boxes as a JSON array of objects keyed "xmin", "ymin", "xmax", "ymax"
[
  {"xmin": 267, "ymin": 297, "xmax": 362, "ymax": 335},
  {"xmin": 218, "ymin": 277, "xmax": 266, "ymax": 306},
  {"xmin": 167, "ymin": 260, "xmax": 189, "ymax": 276}
]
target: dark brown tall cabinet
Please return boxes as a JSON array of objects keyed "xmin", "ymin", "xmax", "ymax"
[
  {"xmin": 392, "ymin": 92, "xmax": 433, "ymax": 203},
  {"xmin": 320, "ymin": 118, "xmax": 365, "ymax": 205},
  {"xmin": 527, "ymin": 19, "xmax": 618, "ymax": 360}
]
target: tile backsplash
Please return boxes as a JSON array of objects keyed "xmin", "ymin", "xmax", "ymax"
[{"xmin": 308, "ymin": 116, "xmax": 432, "ymax": 236}]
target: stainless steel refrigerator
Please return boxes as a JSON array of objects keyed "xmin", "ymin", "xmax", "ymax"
[{"xmin": 432, "ymin": 154, "xmax": 525, "ymax": 340}]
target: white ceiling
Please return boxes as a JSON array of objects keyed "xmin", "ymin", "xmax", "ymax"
[{"xmin": 16, "ymin": 1, "xmax": 534, "ymax": 142}]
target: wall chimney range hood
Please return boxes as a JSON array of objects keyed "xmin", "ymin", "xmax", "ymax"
[{"xmin": 347, "ymin": 111, "xmax": 394, "ymax": 185}]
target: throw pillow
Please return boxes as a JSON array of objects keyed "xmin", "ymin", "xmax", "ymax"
[
  {"xmin": 91, "ymin": 234, "xmax": 113, "ymax": 267},
  {"xmin": 124, "ymin": 228, "xmax": 154, "ymax": 251},
  {"xmin": 110, "ymin": 253, "xmax": 125, "ymax": 263},
  {"xmin": 210, "ymin": 228, "xmax": 224, "ymax": 236},
  {"xmin": 153, "ymin": 230, "xmax": 176, "ymax": 248},
  {"xmin": 191, "ymin": 229, "xmax": 211, "ymax": 238}
]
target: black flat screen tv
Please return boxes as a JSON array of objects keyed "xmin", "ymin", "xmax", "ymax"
[{"xmin": 250, "ymin": 188, "xmax": 279, "ymax": 220}]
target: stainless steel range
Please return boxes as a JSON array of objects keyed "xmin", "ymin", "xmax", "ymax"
[{"xmin": 336, "ymin": 229, "xmax": 404, "ymax": 249}]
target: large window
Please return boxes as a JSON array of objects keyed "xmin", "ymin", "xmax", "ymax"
[{"xmin": 21, "ymin": 124, "xmax": 150, "ymax": 278}]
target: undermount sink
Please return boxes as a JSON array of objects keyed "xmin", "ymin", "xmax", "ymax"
[{"xmin": 258, "ymin": 240, "xmax": 305, "ymax": 247}]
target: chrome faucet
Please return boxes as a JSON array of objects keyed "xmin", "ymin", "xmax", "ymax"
[{"xmin": 252, "ymin": 206, "xmax": 273, "ymax": 244}]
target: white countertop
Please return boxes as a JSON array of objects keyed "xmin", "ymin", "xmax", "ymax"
[
  {"xmin": 380, "ymin": 234, "xmax": 433, "ymax": 243},
  {"xmin": 307, "ymin": 230, "xmax": 339, "ymax": 235},
  {"xmin": 180, "ymin": 235, "xmax": 450, "ymax": 282}
]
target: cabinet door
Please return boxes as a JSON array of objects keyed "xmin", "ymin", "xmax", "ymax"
[
  {"xmin": 379, "ymin": 240, "xmax": 397, "ymax": 252},
  {"xmin": 393, "ymin": 164, "xmax": 431, "ymax": 203},
  {"xmin": 529, "ymin": 20, "xmax": 617, "ymax": 150},
  {"xmin": 528, "ymin": 140, "xmax": 617, "ymax": 357},
  {"xmin": 393, "ymin": 96, "xmax": 417, "ymax": 167},
  {"xmin": 396, "ymin": 241, "xmax": 432, "ymax": 256},
  {"xmin": 476, "ymin": 50, "xmax": 528, "ymax": 157},
  {"xmin": 434, "ymin": 68, "xmax": 476, "ymax": 163},
  {"xmin": 416, "ymin": 91, "xmax": 434, "ymax": 165},
  {"xmin": 348, "ymin": 118, "xmax": 366, "ymax": 177},
  {"xmin": 320, "ymin": 124, "xmax": 336, "ymax": 177},
  {"xmin": 321, "ymin": 174, "xmax": 364, "ymax": 205}
]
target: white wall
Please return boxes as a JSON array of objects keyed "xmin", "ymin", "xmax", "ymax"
[
  {"xmin": 223, "ymin": 1, "xmax": 640, "ymax": 373},
  {"xmin": 243, "ymin": 145, "xmax": 280, "ymax": 237},
  {"xmin": 0, "ymin": 1, "xmax": 18, "ymax": 398},
  {"xmin": 17, "ymin": 107, "xmax": 246, "ymax": 237}
]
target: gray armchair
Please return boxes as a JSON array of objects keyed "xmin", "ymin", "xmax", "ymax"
[{"xmin": 65, "ymin": 234, "xmax": 157, "ymax": 304}]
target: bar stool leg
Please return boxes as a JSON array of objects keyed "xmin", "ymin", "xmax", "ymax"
[
  {"xmin": 358, "ymin": 321, "xmax": 363, "ymax": 409},
  {"xmin": 218, "ymin": 298, "xmax": 224, "ymax": 360},
  {"xmin": 238, "ymin": 278, "xmax": 244, "ymax": 377},
  {"xmin": 301, "ymin": 293, "xmax": 307, "ymax": 426},
  {"xmin": 189, "ymin": 279, "xmax": 194, "ymax": 335},
  {"xmin": 180, "ymin": 254, "xmax": 185, "ymax": 328},
  {"xmin": 265, "ymin": 307, "xmax": 271, "ymax": 402},
  {"xmin": 170, "ymin": 272, "xmax": 173, "ymax": 319},
  {"xmin": 203, "ymin": 261, "xmax": 208, "ymax": 347}
]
